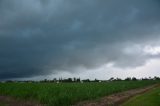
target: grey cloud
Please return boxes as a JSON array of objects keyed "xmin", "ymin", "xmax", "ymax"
[{"xmin": 0, "ymin": 0, "xmax": 160, "ymax": 79}]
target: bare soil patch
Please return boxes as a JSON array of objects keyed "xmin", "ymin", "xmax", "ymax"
[
  {"xmin": 0, "ymin": 96, "xmax": 43, "ymax": 106},
  {"xmin": 75, "ymin": 84, "xmax": 159, "ymax": 106}
]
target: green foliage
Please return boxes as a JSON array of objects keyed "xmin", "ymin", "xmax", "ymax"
[
  {"xmin": 0, "ymin": 81, "xmax": 158, "ymax": 106},
  {"xmin": 122, "ymin": 86, "xmax": 160, "ymax": 106}
]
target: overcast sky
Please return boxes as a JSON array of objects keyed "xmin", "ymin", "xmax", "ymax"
[{"xmin": 0, "ymin": 0, "xmax": 160, "ymax": 80}]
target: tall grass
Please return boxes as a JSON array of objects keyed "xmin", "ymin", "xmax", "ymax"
[{"xmin": 0, "ymin": 80, "xmax": 158, "ymax": 106}]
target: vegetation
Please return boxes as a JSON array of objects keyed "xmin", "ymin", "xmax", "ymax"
[
  {"xmin": 122, "ymin": 86, "xmax": 160, "ymax": 106},
  {"xmin": 0, "ymin": 102, "xmax": 7, "ymax": 106},
  {"xmin": 0, "ymin": 80, "xmax": 159, "ymax": 106}
]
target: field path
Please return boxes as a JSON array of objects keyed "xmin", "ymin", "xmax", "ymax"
[
  {"xmin": 75, "ymin": 84, "xmax": 159, "ymax": 106},
  {"xmin": 0, "ymin": 96, "xmax": 43, "ymax": 106}
]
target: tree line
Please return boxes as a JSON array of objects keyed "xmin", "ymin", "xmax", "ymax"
[{"xmin": 1, "ymin": 76, "xmax": 160, "ymax": 83}]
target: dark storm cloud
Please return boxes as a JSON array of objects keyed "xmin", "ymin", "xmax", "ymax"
[{"xmin": 0, "ymin": 0, "xmax": 160, "ymax": 79}]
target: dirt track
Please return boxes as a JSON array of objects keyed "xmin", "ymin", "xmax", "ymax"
[
  {"xmin": 0, "ymin": 96, "xmax": 43, "ymax": 106},
  {"xmin": 75, "ymin": 84, "xmax": 159, "ymax": 106}
]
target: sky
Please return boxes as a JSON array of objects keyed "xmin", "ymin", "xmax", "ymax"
[{"xmin": 0, "ymin": 0, "xmax": 160, "ymax": 80}]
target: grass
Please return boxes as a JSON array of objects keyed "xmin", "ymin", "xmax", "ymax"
[
  {"xmin": 0, "ymin": 80, "xmax": 159, "ymax": 106},
  {"xmin": 122, "ymin": 85, "xmax": 160, "ymax": 106}
]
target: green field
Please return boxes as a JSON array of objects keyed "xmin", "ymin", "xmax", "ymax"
[
  {"xmin": 122, "ymin": 85, "xmax": 160, "ymax": 106},
  {"xmin": 0, "ymin": 80, "xmax": 159, "ymax": 106}
]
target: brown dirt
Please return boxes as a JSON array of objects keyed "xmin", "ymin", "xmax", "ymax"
[
  {"xmin": 0, "ymin": 96, "xmax": 44, "ymax": 106},
  {"xmin": 75, "ymin": 84, "xmax": 159, "ymax": 106}
]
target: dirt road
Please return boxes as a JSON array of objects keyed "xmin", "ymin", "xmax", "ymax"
[
  {"xmin": 0, "ymin": 96, "xmax": 43, "ymax": 106},
  {"xmin": 75, "ymin": 84, "xmax": 159, "ymax": 106}
]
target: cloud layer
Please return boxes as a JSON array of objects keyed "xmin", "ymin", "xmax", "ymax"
[{"xmin": 0, "ymin": 0, "xmax": 160, "ymax": 79}]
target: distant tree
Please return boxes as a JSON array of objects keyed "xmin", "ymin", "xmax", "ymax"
[
  {"xmin": 53, "ymin": 78, "xmax": 57, "ymax": 82},
  {"xmin": 142, "ymin": 77, "xmax": 149, "ymax": 80},
  {"xmin": 82, "ymin": 79, "xmax": 90, "ymax": 82},
  {"xmin": 73, "ymin": 77, "xmax": 77, "ymax": 82},
  {"xmin": 76, "ymin": 77, "xmax": 81, "ymax": 82},
  {"xmin": 44, "ymin": 79, "xmax": 47, "ymax": 82},
  {"xmin": 154, "ymin": 76, "xmax": 160, "ymax": 80},
  {"xmin": 67, "ymin": 78, "xmax": 72, "ymax": 82},
  {"xmin": 93, "ymin": 78, "xmax": 99, "ymax": 82},
  {"xmin": 115, "ymin": 78, "xmax": 122, "ymax": 81},
  {"xmin": 109, "ymin": 77, "xmax": 114, "ymax": 81},
  {"xmin": 59, "ymin": 77, "xmax": 63, "ymax": 82},
  {"xmin": 61, "ymin": 78, "xmax": 72, "ymax": 82},
  {"xmin": 6, "ymin": 80, "xmax": 14, "ymax": 83},
  {"xmin": 132, "ymin": 77, "xmax": 137, "ymax": 81},
  {"xmin": 125, "ymin": 77, "xmax": 131, "ymax": 81}
]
